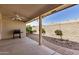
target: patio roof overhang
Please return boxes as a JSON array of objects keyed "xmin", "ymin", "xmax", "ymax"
[{"xmin": 0, "ymin": 4, "xmax": 75, "ymax": 23}]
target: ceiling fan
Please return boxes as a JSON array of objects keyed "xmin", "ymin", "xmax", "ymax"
[
  {"xmin": 8, "ymin": 8, "xmax": 32, "ymax": 21},
  {"xmin": 10, "ymin": 14, "xmax": 25, "ymax": 21},
  {"xmin": 8, "ymin": 8, "xmax": 26, "ymax": 21}
]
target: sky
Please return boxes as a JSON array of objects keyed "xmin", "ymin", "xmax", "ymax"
[{"xmin": 26, "ymin": 4, "xmax": 79, "ymax": 26}]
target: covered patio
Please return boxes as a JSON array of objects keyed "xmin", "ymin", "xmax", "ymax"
[{"xmin": 0, "ymin": 4, "xmax": 75, "ymax": 55}]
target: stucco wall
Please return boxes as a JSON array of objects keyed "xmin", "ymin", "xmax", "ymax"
[
  {"xmin": 33, "ymin": 22, "xmax": 79, "ymax": 43},
  {"xmin": 1, "ymin": 15, "xmax": 26, "ymax": 39}
]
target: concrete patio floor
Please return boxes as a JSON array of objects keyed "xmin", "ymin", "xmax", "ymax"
[{"xmin": 0, "ymin": 37, "xmax": 60, "ymax": 55}]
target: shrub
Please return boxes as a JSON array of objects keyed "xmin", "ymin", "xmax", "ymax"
[
  {"xmin": 42, "ymin": 28, "xmax": 46, "ymax": 34},
  {"xmin": 26, "ymin": 25, "xmax": 37, "ymax": 34},
  {"xmin": 26, "ymin": 25, "xmax": 33, "ymax": 34},
  {"xmin": 55, "ymin": 29, "xmax": 63, "ymax": 39}
]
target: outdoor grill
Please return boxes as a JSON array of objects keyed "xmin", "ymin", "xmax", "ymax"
[{"xmin": 13, "ymin": 29, "xmax": 22, "ymax": 38}]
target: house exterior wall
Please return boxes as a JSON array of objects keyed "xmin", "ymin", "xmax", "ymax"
[
  {"xmin": 1, "ymin": 15, "xmax": 26, "ymax": 40},
  {"xmin": 33, "ymin": 22, "xmax": 79, "ymax": 43}
]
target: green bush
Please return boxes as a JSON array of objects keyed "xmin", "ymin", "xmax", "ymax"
[
  {"xmin": 55, "ymin": 29, "xmax": 63, "ymax": 39},
  {"xmin": 26, "ymin": 25, "xmax": 33, "ymax": 34},
  {"xmin": 42, "ymin": 28, "xmax": 46, "ymax": 34},
  {"xmin": 26, "ymin": 25, "xmax": 37, "ymax": 34}
]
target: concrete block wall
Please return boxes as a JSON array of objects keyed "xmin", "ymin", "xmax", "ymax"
[{"xmin": 33, "ymin": 22, "xmax": 79, "ymax": 43}]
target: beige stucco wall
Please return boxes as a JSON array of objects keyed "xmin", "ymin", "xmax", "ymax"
[
  {"xmin": 1, "ymin": 14, "xmax": 26, "ymax": 39},
  {"xmin": 33, "ymin": 22, "xmax": 79, "ymax": 43}
]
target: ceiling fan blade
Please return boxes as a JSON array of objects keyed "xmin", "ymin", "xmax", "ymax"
[
  {"xmin": 17, "ymin": 17, "xmax": 23, "ymax": 20},
  {"xmin": 16, "ymin": 14, "xmax": 20, "ymax": 18},
  {"xmin": 21, "ymin": 17, "xmax": 25, "ymax": 19},
  {"xmin": 12, "ymin": 18, "xmax": 16, "ymax": 20},
  {"xmin": 18, "ymin": 18, "xmax": 22, "ymax": 20}
]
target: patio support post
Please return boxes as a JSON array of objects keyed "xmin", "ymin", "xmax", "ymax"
[{"xmin": 39, "ymin": 16, "xmax": 42, "ymax": 45}]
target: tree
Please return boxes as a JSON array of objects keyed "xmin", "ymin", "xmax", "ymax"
[{"xmin": 55, "ymin": 29, "xmax": 63, "ymax": 39}]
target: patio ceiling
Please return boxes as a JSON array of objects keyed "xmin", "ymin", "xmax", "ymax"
[{"xmin": 0, "ymin": 4, "xmax": 75, "ymax": 22}]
